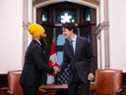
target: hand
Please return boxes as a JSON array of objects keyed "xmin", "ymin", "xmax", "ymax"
[
  {"xmin": 88, "ymin": 73, "xmax": 94, "ymax": 81},
  {"xmin": 53, "ymin": 66, "xmax": 60, "ymax": 75}
]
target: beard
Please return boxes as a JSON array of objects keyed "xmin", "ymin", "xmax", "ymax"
[
  {"xmin": 40, "ymin": 37, "xmax": 46, "ymax": 44},
  {"xmin": 39, "ymin": 37, "xmax": 50, "ymax": 52}
]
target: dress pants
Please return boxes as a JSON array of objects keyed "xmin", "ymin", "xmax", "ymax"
[
  {"xmin": 68, "ymin": 67, "xmax": 90, "ymax": 95},
  {"xmin": 21, "ymin": 85, "xmax": 38, "ymax": 95},
  {"xmin": 68, "ymin": 81, "xmax": 90, "ymax": 95}
]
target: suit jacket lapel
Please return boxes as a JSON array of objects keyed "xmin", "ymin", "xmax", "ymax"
[
  {"xmin": 75, "ymin": 37, "xmax": 80, "ymax": 57},
  {"xmin": 66, "ymin": 40, "xmax": 74, "ymax": 57}
]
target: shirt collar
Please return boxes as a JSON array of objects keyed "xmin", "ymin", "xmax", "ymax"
[
  {"xmin": 35, "ymin": 39, "xmax": 41, "ymax": 46},
  {"xmin": 71, "ymin": 35, "xmax": 77, "ymax": 42}
]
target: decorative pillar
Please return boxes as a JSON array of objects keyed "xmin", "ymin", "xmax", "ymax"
[
  {"xmin": 98, "ymin": 0, "xmax": 110, "ymax": 69},
  {"xmin": 22, "ymin": 0, "xmax": 33, "ymax": 58},
  {"xmin": 104, "ymin": 0, "xmax": 110, "ymax": 68}
]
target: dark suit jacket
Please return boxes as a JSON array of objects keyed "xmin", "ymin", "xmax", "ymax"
[
  {"xmin": 63, "ymin": 36, "xmax": 92, "ymax": 84},
  {"xmin": 20, "ymin": 40, "xmax": 53, "ymax": 87}
]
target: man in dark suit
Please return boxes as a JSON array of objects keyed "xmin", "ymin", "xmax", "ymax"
[
  {"xmin": 62, "ymin": 23, "xmax": 94, "ymax": 95},
  {"xmin": 20, "ymin": 23, "xmax": 60, "ymax": 95}
]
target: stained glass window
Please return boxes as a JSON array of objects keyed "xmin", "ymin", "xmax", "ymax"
[
  {"xmin": 41, "ymin": 11, "xmax": 48, "ymax": 22},
  {"xmin": 56, "ymin": 11, "xmax": 76, "ymax": 24}
]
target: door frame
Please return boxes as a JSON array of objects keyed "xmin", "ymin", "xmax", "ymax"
[{"xmin": 33, "ymin": 0, "xmax": 100, "ymax": 69}]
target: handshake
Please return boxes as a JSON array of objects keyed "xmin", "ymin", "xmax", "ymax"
[{"xmin": 53, "ymin": 66, "xmax": 61, "ymax": 75}]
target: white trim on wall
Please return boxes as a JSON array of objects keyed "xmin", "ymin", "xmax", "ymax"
[{"xmin": 35, "ymin": 0, "xmax": 98, "ymax": 8}]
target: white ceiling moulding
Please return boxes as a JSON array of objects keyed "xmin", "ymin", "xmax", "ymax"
[{"xmin": 35, "ymin": 0, "xmax": 99, "ymax": 9}]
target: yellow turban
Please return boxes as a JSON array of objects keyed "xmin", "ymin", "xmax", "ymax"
[{"xmin": 28, "ymin": 23, "xmax": 45, "ymax": 38}]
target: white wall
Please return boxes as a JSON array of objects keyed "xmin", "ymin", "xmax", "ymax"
[
  {"xmin": 0, "ymin": 0, "xmax": 23, "ymax": 74},
  {"xmin": 109, "ymin": 0, "xmax": 126, "ymax": 72},
  {"xmin": 1, "ymin": 0, "xmax": 126, "ymax": 73}
]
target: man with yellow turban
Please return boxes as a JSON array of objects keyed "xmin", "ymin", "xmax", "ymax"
[
  {"xmin": 28, "ymin": 23, "xmax": 46, "ymax": 39},
  {"xmin": 20, "ymin": 23, "xmax": 60, "ymax": 95}
]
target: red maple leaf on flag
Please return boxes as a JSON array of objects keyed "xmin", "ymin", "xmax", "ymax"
[
  {"xmin": 48, "ymin": 40, "xmax": 59, "ymax": 68},
  {"xmin": 47, "ymin": 40, "xmax": 59, "ymax": 84}
]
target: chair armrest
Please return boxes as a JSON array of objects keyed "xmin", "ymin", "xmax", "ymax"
[
  {"xmin": 0, "ymin": 87, "xmax": 10, "ymax": 95},
  {"xmin": 7, "ymin": 90, "xmax": 15, "ymax": 95},
  {"xmin": 0, "ymin": 87, "xmax": 15, "ymax": 95},
  {"xmin": 0, "ymin": 87, "xmax": 8, "ymax": 91},
  {"xmin": 116, "ymin": 86, "xmax": 126, "ymax": 95}
]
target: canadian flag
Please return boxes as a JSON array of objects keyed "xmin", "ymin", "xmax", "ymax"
[{"xmin": 47, "ymin": 40, "xmax": 59, "ymax": 84}]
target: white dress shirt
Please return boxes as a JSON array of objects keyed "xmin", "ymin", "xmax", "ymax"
[{"xmin": 71, "ymin": 35, "xmax": 77, "ymax": 53}]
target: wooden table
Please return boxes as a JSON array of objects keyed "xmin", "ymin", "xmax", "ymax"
[
  {"xmin": 39, "ymin": 84, "xmax": 68, "ymax": 95},
  {"xmin": 39, "ymin": 83, "xmax": 96, "ymax": 95}
]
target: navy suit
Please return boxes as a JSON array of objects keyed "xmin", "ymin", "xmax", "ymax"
[
  {"xmin": 63, "ymin": 36, "xmax": 92, "ymax": 95},
  {"xmin": 20, "ymin": 40, "xmax": 54, "ymax": 95}
]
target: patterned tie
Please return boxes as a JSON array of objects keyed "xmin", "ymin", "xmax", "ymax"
[{"xmin": 69, "ymin": 40, "xmax": 75, "ymax": 53}]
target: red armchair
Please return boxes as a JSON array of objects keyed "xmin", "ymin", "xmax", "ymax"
[{"xmin": 95, "ymin": 69, "xmax": 122, "ymax": 95}]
